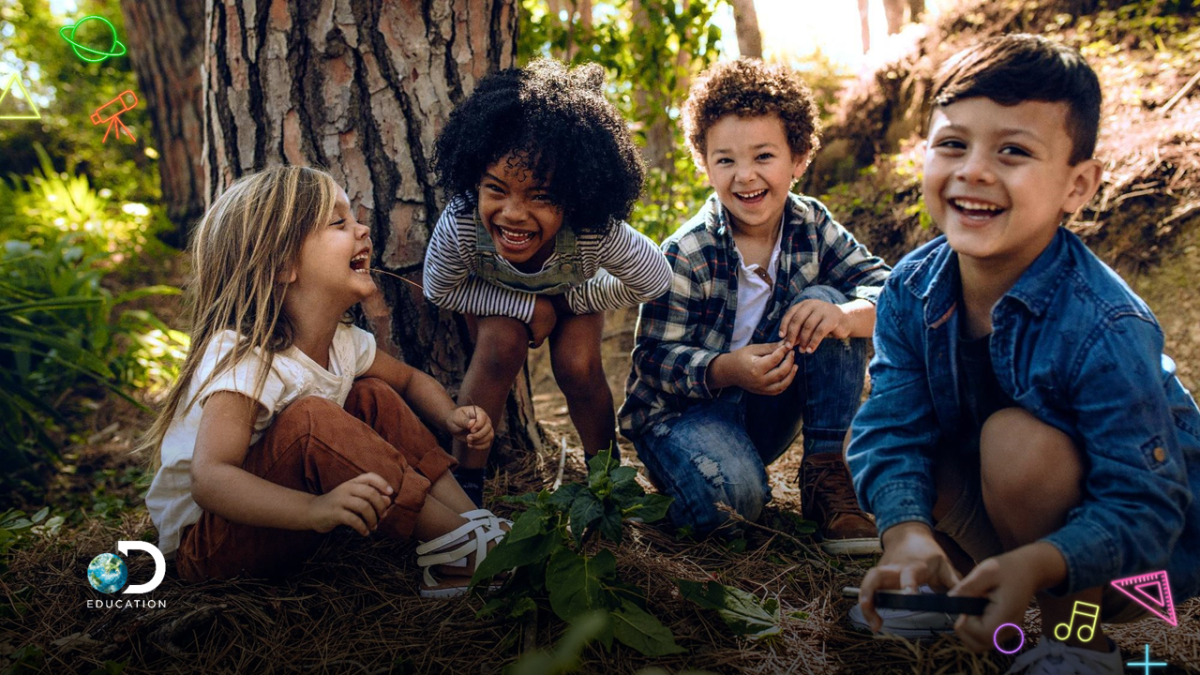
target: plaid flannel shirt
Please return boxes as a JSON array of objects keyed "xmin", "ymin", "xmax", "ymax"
[{"xmin": 618, "ymin": 192, "xmax": 892, "ymax": 438}]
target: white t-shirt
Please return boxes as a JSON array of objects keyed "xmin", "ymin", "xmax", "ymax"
[
  {"xmin": 145, "ymin": 323, "xmax": 378, "ymax": 556},
  {"xmin": 730, "ymin": 220, "xmax": 785, "ymax": 351}
]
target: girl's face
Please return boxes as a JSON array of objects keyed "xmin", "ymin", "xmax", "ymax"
[
  {"xmin": 289, "ymin": 187, "xmax": 375, "ymax": 306},
  {"xmin": 477, "ymin": 154, "xmax": 564, "ymax": 267}
]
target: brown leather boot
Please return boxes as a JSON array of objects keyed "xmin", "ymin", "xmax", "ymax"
[{"xmin": 800, "ymin": 453, "xmax": 881, "ymax": 555}]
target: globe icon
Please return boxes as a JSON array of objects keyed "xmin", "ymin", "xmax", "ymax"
[{"xmin": 87, "ymin": 553, "xmax": 128, "ymax": 593}]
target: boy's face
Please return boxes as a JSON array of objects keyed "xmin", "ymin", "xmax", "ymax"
[
  {"xmin": 477, "ymin": 154, "xmax": 564, "ymax": 266},
  {"xmin": 703, "ymin": 114, "xmax": 807, "ymax": 234},
  {"xmin": 924, "ymin": 98, "xmax": 1102, "ymax": 264}
]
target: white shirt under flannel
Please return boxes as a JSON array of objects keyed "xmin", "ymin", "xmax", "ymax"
[{"xmin": 618, "ymin": 192, "xmax": 892, "ymax": 438}]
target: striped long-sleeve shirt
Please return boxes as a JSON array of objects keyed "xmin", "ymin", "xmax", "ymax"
[
  {"xmin": 422, "ymin": 196, "xmax": 672, "ymax": 323},
  {"xmin": 618, "ymin": 192, "xmax": 892, "ymax": 438}
]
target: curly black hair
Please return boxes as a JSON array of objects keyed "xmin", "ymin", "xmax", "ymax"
[
  {"xmin": 682, "ymin": 58, "xmax": 821, "ymax": 167},
  {"xmin": 433, "ymin": 58, "xmax": 645, "ymax": 236}
]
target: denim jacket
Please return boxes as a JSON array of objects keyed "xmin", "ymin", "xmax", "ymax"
[{"xmin": 848, "ymin": 228, "xmax": 1200, "ymax": 600}]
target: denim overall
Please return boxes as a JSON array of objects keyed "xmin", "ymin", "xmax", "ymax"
[{"xmin": 473, "ymin": 214, "xmax": 585, "ymax": 293}]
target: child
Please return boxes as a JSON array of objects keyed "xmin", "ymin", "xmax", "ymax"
[
  {"xmin": 619, "ymin": 59, "xmax": 892, "ymax": 553},
  {"xmin": 848, "ymin": 35, "xmax": 1200, "ymax": 672},
  {"xmin": 423, "ymin": 59, "xmax": 671, "ymax": 505},
  {"xmin": 143, "ymin": 166, "xmax": 508, "ymax": 597}
]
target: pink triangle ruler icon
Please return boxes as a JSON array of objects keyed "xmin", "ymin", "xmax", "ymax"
[{"xmin": 1111, "ymin": 571, "xmax": 1177, "ymax": 627}]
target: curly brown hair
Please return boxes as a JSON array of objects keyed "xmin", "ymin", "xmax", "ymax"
[{"xmin": 682, "ymin": 58, "xmax": 821, "ymax": 167}]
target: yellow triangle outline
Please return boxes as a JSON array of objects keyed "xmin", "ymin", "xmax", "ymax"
[{"xmin": 0, "ymin": 73, "xmax": 42, "ymax": 120}]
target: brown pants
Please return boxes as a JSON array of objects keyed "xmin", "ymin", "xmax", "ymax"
[{"xmin": 176, "ymin": 378, "xmax": 456, "ymax": 582}]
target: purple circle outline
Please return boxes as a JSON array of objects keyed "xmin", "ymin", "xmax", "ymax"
[{"xmin": 993, "ymin": 623, "xmax": 1025, "ymax": 654}]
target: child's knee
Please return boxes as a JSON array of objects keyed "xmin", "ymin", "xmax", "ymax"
[
  {"xmin": 979, "ymin": 408, "xmax": 1082, "ymax": 504},
  {"xmin": 474, "ymin": 319, "xmax": 529, "ymax": 374},
  {"xmin": 797, "ymin": 284, "xmax": 850, "ymax": 305},
  {"xmin": 550, "ymin": 346, "xmax": 604, "ymax": 393},
  {"xmin": 675, "ymin": 458, "xmax": 767, "ymax": 532},
  {"xmin": 279, "ymin": 395, "xmax": 343, "ymax": 424}
]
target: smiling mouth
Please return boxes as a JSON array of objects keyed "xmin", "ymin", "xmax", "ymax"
[
  {"xmin": 735, "ymin": 188, "xmax": 768, "ymax": 203},
  {"xmin": 350, "ymin": 251, "xmax": 370, "ymax": 273},
  {"xmin": 949, "ymin": 198, "xmax": 1007, "ymax": 220},
  {"xmin": 495, "ymin": 225, "xmax": 537, "ymax": 249}
]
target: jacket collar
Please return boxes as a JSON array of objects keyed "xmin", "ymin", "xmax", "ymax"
[{"xmin": 905, "ymin": 228, "xmax": 1072, "ymax": 322}]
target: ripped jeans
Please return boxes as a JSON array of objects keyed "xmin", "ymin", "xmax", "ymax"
[{"xmin": 631, "ymin": 286, "xmax": 867, "ymax": 535}]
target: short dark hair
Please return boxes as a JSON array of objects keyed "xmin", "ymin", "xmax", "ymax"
[
  {"xmin": 932, "ymin": 34, "xmax": 1101, "ymax": 164},
  {"xmin": 682, "ymin": 58, "xmax": 820, "ymax": 166},
  {"xmin": 433, "ymin": 58, "xmax": 644, "ymax": 236}
]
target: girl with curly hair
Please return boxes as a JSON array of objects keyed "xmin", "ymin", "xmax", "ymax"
[{"xmin": 423, "ymin": 58, "xmax": 670, "ymax": 505}]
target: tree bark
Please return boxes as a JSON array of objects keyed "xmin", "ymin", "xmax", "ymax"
[
  {"xmin": 858, "ymin": 0, "xmax": 871, "ymax": 53},
  {"xmin": 202, "ymin": 0, "xmax": 542, "ymax": 461},
  {"xmin": 120, "ymin": 0, "xmax": 206, "ymax": 248},
  {"xmin": 883, "ymin": 0, "xmax": 905, "ymax": 34},
  {"xmin": 728, "ymin": 0, "xmax": 762, "ymax": 59}
]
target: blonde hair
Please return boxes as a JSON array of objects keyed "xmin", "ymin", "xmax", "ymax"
[{"xmin": 139, "ymin": 166, "xmax": 340, "ymax": 466}]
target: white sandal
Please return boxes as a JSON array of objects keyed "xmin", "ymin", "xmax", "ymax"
[
  {"xmin": 460, "ymin": 508, "xmax": 513, "ymax": 529},
  {"xmin": 415, "ymin": 513, "xmax": 508, "ymax": 599}
]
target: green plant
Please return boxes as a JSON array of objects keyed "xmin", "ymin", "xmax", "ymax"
[
  {"xmin": 676, "ymin": 579, "xmax": 783, "ymax": 639},
  {"xmin": 471, "ymin": 448, "xmax": 681, "ymax": 657},
  {"xmin": 0, "ymin": 151, "xmax": 185, "ymax": 473}
]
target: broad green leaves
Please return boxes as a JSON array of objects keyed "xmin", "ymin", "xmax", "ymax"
[
  {"xmin": 677, "ymin": 580, "xmax": 784, "ymax": 640},
  {"xmin": 473, "ymin": 446, "xmax": 678, "ymax": 658}
]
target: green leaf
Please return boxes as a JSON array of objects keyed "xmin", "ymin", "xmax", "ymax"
[
  {"xmin": 598, "ymin": 502, "xmax": 623, "ymax": 543},
  {"xmin": 506, "ymin": 505, "xmax": 550, "ymax": 544},
  {"xmin": 611, "ymin": 599, "xmax": 684, "ymax": 657},
  {"xmin": 547, "ymin": 482, "xmax": 584, "ymax": 509},
  {"xmin": 505, "ymin": 611, "xmax": 610, "ymax": 675},
  {"xmin": 546, "ymin": 548, "xmax": 617, "ymax": 621},
  {"xmin": 629, "ymin": 494, "xmax": 672, "ymax": 523},
  {"xmin": 568, "ymin": 491, "xmax": 603, "ymax": 544},
  {"xmin": 676, "ymin": 579, "xmax": 782, "ymax": 639},
  {"xmin": 471, "ymin": 530, "xmax": 559, "ymax": 587}
]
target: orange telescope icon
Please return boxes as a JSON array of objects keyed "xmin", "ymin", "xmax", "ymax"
[{"xmin": 91, "ymin": 90, "xmax": 138, "ymax": 144}]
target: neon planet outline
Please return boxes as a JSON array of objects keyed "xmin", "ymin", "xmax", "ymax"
[{"xmin": 59, "ymin": 16, "xmax": 127, "ymax": 63}]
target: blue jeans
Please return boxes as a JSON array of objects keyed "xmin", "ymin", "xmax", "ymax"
[{"xmin": 631, "ymin": 286, "xmax": 868, "ymax": 534}]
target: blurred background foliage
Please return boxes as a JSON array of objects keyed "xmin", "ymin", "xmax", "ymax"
[
  {"xmin": 517, "ymin": 0, "xmax": 852, "ymax": 242},
  {"xmin": 0, "ymin": 0, "xmax": 183, "ymax": 498}
]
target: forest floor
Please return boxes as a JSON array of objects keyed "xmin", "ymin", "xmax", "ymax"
[{"xmin": 3, "ymin": 302, "xmax": 1200, "ymax": 675}]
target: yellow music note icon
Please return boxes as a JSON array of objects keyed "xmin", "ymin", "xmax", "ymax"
[{"xmin": 1053, "ymin": 600, "xmax": 1100, "ymax": 642}]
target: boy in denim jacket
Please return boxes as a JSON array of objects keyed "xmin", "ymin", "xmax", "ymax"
[
  {"xmin": 620, "ymin": 59, "xmax": 891, "ymax": 553},
  {"xmin": 848, "ymin": 35, "xmax": 1200, "ymax": 673}
]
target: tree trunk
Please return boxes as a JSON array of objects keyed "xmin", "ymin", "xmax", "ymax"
[
  {"xmin": 908, "ymin": 0, "xmax": 924, "ymax": 23},
  {"xmin": 202, "ymin": 0, "xmax": 542, "ymax": 461},
  {"xmin": 883, "ymin": 0, "xmax": 905, "ymax": 34},
  {"xmin": 728, "ymin": 0, "xmax": 762, "ymax": 59},
  {"xmin": 858, "ymin": 0, "xmax": 871, "ymax": 53},
  {"xmin": 120, "ymin": 0, "xmax": 206, "ymax": 248}
]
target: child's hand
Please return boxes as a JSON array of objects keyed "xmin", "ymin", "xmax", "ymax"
[
  {"xmin": 950, "ymin": 554, "xmax": 1040, "ymax": 653},
  {"xmin": 307, "ymin": 472, "xmax": 393, "ymax": 536},
  {"xmin": 779, "ymin": 299, "xmax": 852, "ymax": 353},
  {"xmin": 446, "ymin": 405, "xmax": 494, "ymax": 452},
  {"xmin": 528, "ymin": 296, "xmax": 558, "ymax": 347},
  {"xmin": 723, "ymin": 341, "xmax": 797, "ymax": 395},
  {"xmin": 858, "ymin": 523, "xmax": 962, "ymax": 632}
]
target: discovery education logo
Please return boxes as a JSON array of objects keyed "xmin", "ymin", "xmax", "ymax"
[{"xmin": 85, "ymin": 541, "xmax": 167, "ymax": 608}]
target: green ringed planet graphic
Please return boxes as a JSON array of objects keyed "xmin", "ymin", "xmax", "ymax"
[{"xmin": 59, "ymin": 16, "xmax": 127, "ymax": 63}]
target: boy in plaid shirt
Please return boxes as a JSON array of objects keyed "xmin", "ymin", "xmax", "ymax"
[{"xmin": 619, "ymin": 59, "xmax": 891, "ymax": 553}]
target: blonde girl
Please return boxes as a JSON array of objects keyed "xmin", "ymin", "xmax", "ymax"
[{"xmin": 143, "ymin": 166, "xmax": 507, "ymax": 597}]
